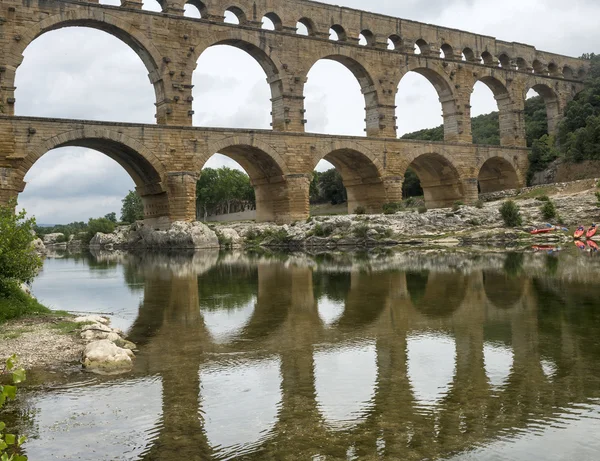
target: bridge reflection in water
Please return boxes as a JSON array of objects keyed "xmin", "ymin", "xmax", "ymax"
[{"xmin": 19, "ymin": 251, "xmax": 600, "ymax": 460}]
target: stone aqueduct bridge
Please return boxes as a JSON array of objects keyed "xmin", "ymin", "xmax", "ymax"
[{"xmin": 0, "ymin": 0, "xmax": 591, "ymax": 223}]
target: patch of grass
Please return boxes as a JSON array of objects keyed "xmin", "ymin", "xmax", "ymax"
[
  {"xmin": 516, "ymin": 186, "xmax": 555, "ymax": 200},
  {"xmin": 596, "ymin": 191, "xmax": 600, "ymax": 205},
  {"xmin": 382, "ymin": 202, "xmax": 404, "ymax": 215},
  {"xmin": 535, "ymin": 195, "xmax": 550, "ymax": 202},
  {"xmin": 313, "ymin": 223, "xmax": 333, "ymax": 237},
  {"xmin": 0, "ymin": 283, "xmax": 50, "ymax": 324},
  {"xmin": 49, "ymin": 320, "xmax": 82, "ymax": 335},
  {"xmin": 452, "ymin": 201, "xmax": 464, "ymax": 211},
  {"xmin": 0, "ymin": 327, "xmax": 33, "ymax": 340},
  {"xmin": 475, "ymin": 200, "xmax": 484, "ymax": 209},
  {"xmin": 467, "ymin": 219, "xmax": 481, "ymax": 226},
  {"xmin": 418, "ymin": 206, "xmax": 428, "ymax": 214}
]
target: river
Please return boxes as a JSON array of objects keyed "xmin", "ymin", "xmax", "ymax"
[{"xmin": 6, "ymin": 248, "xmax": 600, "ymax": 460}]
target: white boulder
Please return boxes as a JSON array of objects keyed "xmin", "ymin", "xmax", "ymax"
[
  {"xmin": 42, "ymin": 233, "xmax": 65, "ymax": 244},
  {"xmin": 82, "ymin": 340, "xmax": 134, "ymax": 374},
  {"xmin": 219, "ymin": 228, "xmax": 243, "ymax": 247},
  {"xmin": 74, "ymin": 315, "xmax": 111, "ymax": 325},
  {"xmin": 137, "ymin": 221, "xmax": 219, "ymax": 249}
]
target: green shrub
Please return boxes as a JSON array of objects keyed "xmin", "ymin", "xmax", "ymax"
[
  {"xmin": 418, "ymin": 206, "xmax": 428, "ymax": 214},
  {"xmin": 1, "ymin": 356, "xmax": 28, "ymax": 461},
  {"xmin": 354, "ymin": 206, "xmax": 366, "ymax": 215},
  {"xmin": 596, "ymin": 191, "xmax": 600, "ymax": 204},
  {"xmin": 353, "ymin": 224, "xmax": 370, "ymax": 239},
  {"xmin": 541, "ymin": 200, "xmax": 557, "ymax": 220},
  {"xmin": 535, "ymin": 195, "xmax": 550, "ymax": 202},
  {"xmin": 0, "ymin": 283, "xmax": 49, "ymax": 324},
  {"xmin": 499, "ymin": 200, "xmax": 523, "ymax": 227},
  {"xmin": 55, "ymin": 234, "xmax": 68, "ymax": 243},
  {"xmin": 475, "ymin": 200, "xmax": 484, "ymax": 209},
  {"xmin": 405, "ymin": 197, "xmax": 416, "ymax": 207},
  {"xmin": 467, "ymin": 219, "xmax": 481, "ymax": 226},
  {"xmin": 313, "ymin": 223, "xmax": 332, "ymax": 237},
  {"xmin": 452, "ymin": 201, "xmax": 464, "ymax": 211},
  {"xmin": 382, "ymin": 202, "xmax": 403, "ymax": 215},
  {"xmin": 85, "ymin": 217, "xmax": 116, "ymax": 243},
  {"xmin": 215, "ymin": 230, "xmax": 233, "ymax": 248},
  {"xmin": 0, "ymin": 204, "xmax": 42, "ymax": 288}
]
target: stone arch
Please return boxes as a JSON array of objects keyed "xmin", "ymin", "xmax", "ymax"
[
  {"xmin": 477, "ymin": 155, "xmax": 521, "ymax": 194},
  {"xmin": 414, "ymin": 39, "xmax": 430, "ymax": 55},
  {"xmin": 440, "ymin": 43, "xmax": 455, "ymax": 59},
  {"xmin": 397, "ymin": 64, "xmax": 458, "ymax": 142},
  {"xmin": 8, "ymin": 11, "xmax": 166, "ymax": 119},
  {"xmin": 563, "ymin": 66, "xmax": 574, "ymax": 80},
  {"xmin": 525, "ymin": 81, "xmax": 561, "ymax": 135},
  {"xmin": 532, "ymin": 59, "xmax": 546, "ymax": 75},
  {"xmin": 548, "ymin": 62, "xmax": 559, "ymax": 76},
  {"xmin": 224, "ymin": 5, "xmax": 247, "ymax": 24},
  {"xmin": 474, "ymin": 75, "xmax": 515, "ymax": 146},
  {"xmin": 262, "ymin": 12, "xmax": 283, "ymax": 31},
  {"xmin": 359, "ymin": 29, "xmax": 376, "ymax": 46},
  {"xmin": 402, "ymin": 152, "xmax": 465, "ymax": 208},
  {"xmin": 22, "ymin": 128, "xmax": 169, "ymax": 221},
  {"xmin": 303, "ymin": 53, "xmax": 380, "ymax": 136},
  {"xmin": 388, "ymin": 34, "xmax": 403, "ymax": 51},
  {"xmin": 202, "ymin": 137, "xmax": 294, "ymax": 222},
  {"xmin": 481, "ymin": 51, "xmax": 495, "ymax": 65},
  {"xmin": 463, "ymin": 47, "xmax": 476, "ymax": 62},
  {"xmin": 312, "ymin": 143, "xmax": 387, "ymax": 214},
  {"xmin": 498, "ymin": 53, "xmax": 511, "ymax": 68},
  {"xmin": 186, "ymin": 0, "xmax": 208, "ymax": 17},
  {"xmin": 330, "ymin": 24, "xmax": 347, "ymax": 41},
  {"xmin": 297, "ymin": 17, "xmax": 317, "ymax": 36},
  {"xmin": 516, "ymin": 57, "xmax": 529, "ymax": 71}
]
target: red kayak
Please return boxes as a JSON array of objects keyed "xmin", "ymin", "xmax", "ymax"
[
  {"xmin": 574, "ymin": 226, "xmax": 586, "ymax": 239},
  {"xmin": 575, "ymin": 240, "xmax": 587, "ymax": 250},
  {"xmin": 530, "ymin": 228, "xmax": 553, "ymax": 235},
  {"xmin": 586, "ymin": 224, "xmax": 597, "ymax": 239},
  {"xmin": 588, "ymin": 240, "xmax": 599, "ymax": 252}
]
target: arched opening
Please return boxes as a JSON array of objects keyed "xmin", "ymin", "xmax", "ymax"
[
  {"xmin": 548, "ymin": 62, "xmax": 559, "ymax": 76},
  {"xmin": 14, "ymin": 27, "xmax": 157, "ymax": 123},
  {"xmin": 296, "ymin": 17, "xmax": 316, "ymax": 36},
  {"xmin": 477, "ymin": 157, "xmax": 520, "ymax": 194},
  {"xmin": 403, "ymin": 153, "xmax": 464, "ymax": 208},
  {"xmin": 440, "ymin": 43, "xmax": 454, "ymax": 59},
  {"xmin": 261, "ymin": 12, "xmax": 283, "ymax": 31},
  {"xmin": 388, "ymin": 35, "xmax": 402, "ymax": 51},
  {"xmin": 481, "ymin": 51, "xmax": 494, "ymax": 66},
  {"xmin": 311, "ymin": 148, "xmax": 385, "ymax": 215},
  {"xmin": 304, "ymin": 57, "xmax": 373, "ymax": 136},
  {"xmin": 471, "ymin": 77, "xmax": 512, "ymax": 146},
  {"xmin": 577, "ymin": 68, "xmax": 587, "ymax": 80},
  {"xmin": 359, "ymin": 30, "xmax": 375, "ymax": 46},
  {"xmin": 184, "ymin": 0, "xmax": 207, "ymax": 18},
  {"xmin": 563, "ymin": 66, "xmax": 574, "ymax": 79},
  {"xmin": 396, "ymin": 70, "xmax": 451, "ymax": 141},
  {"xmin": 329, "ymin": 24, "xmax": 347, "ymax": 41},
  {"xmin": 463, "ymin": 47, "xmax": 476, "ymax": 62},
  {"xmin": 199, "ymin": 144, "xmax": 288, "ymax": 222},
  {"xmin": 414, "ymin": 39, "xmax": 429, "ymax": 55},
  {"xmin": 532, "ymin": 59, "xmax": 546, "ymax": 75},
  {"xmin": 224, "ymin": 6, "xmax": 246, "ymax": 25},
  {"xmin": 498, "ymin": 53, "xmax": 511, "ymax": 68},
  {"xmin": 141, "ymin": 0, "xmax": 162, "ymax": 12},
  {"xmin": 17, "ymin": 138, "xmax": 167, "ymax": 225},
  {"xmin": 525, "ymin": 85, "xmax": 554, "ymax": 142},
  {"xmin": 516, "ymin": 57, "xmax": 529, "ymax": 72},
  {"xmin": 192, "ymin": 43, "xmax": 276, "ymax": 129}
]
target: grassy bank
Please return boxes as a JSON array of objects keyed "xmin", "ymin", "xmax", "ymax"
[{"xmin": 0, "ymin": 283, "xmax": 51, "ymax": 324}]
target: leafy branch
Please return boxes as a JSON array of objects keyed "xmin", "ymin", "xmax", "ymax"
[{"xmin": 0, "ymin": 356, "xmax": 28, "ymax": 461}]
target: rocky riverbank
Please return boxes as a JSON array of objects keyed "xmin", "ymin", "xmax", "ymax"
[{"xmin": 0, "ymin": 314, "xmax": 138, "ymax": 375}]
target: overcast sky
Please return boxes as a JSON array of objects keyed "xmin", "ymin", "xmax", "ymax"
[{"xmin": 14, "ymin": 0, "xmax": 600, "ymax": 223}]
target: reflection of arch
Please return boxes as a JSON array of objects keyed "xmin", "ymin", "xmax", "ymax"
[
  {"xmin": 406, "ymin": 271, "xmax": 467, "ymax": 317},
  {"xmin": 10, "ymin": 11, "xmax": 165, "ymax": 113},
  {"xmin": 483, "ymin": 271, "xmax": 525, "ymax": 309},
  {"xmin": 403, "ymin": 153, "xmax": 464, "ymax": 208},
  {"xmin": 477, "ymin": 156, "xmax": 521, "ymax": 193}
]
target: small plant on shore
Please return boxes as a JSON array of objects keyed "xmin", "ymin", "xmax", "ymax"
[
  {"xmin": 215, "ymin": 230, "xmax": 233, "ymax": 249},
  {"xmin": 475, "ymin": 200, "xmax": 484, "ymax": 209},
  {"xmin": 352, "ymin": 224, "xmax": 370, "ymax": 239},
  {"xmin": 313, "ymin": 223, "xmax": 332, "ymax": 238},
  {"xmin": 1, "ymin": 356, "xmax": 28, "ymax": 461},
  {"xmin": 596, "ymin": 191, "xmax": 600, "ymax": 206},
  {"xmin": 405, "ymin": 197, "xmax": 416, "ymax": 208},
  {"xmin": 467, "ymin": 219, "xmax": 481, "ymax": 226},
  {"xmin": 499, "ymin": 200, "xmax": 523, "ymax": 227},
  {"xmin": 535, "ymin": 195, "xmax": 550, "ymax": 202},
  {"xmin": 452, "ymin": 201, "xmax": 464, "ymax": 211},
  {"xmin": 418, "ymin": 206, "xmax": 427, "ymax": 214},
  {"xmin": 382, "ymin": 202, "xmax": 404, "ymax": 215},
  {"xmin": 354, "ymin": 206, "xmax": 366, "ymax": 215},
  {"xmin": 541, "ymin": 200, "xmax": 557, "ymax": 220}
]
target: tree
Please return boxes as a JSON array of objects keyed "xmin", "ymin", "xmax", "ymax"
[
  {"xmin": 104, "ymin": 212, "xmax": 117, "ymax": 223},
  {"xmin": 196, "ymin": 167, "xmax": 256, "ymax": 219},
  {"xmin": 0, "ymin": 203, "xmax": 42, "ymax": 289},
  {"xmin": 318, "ymin": 169, "xmax": 347, "ymax": 205},
  {"xmin": 85, "ymin": 217, "xmax": 116, "ymax": 243},
  {"xmin": 120, "ymin": 190, "xmax": 144, "ymax": 224},
  {"xmin": 402, "ymin": 168, "xmax": 424, "ymax": 198}
]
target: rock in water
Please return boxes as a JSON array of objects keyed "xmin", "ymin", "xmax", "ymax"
[
  {"xmin": 42, "ymin": 233, "xmax": 65, "ymax": 245},
  {"xmin": 82, "ymin": 340, "xmax": 134, "ymax": 374}
]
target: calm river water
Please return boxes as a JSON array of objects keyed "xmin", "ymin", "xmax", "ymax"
[{"xmin": 6, "ymin": 249, "xmax": 600, "ymax": 460}]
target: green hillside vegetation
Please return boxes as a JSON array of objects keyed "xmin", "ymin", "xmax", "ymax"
[{"xmin": 403, "ymin": 53, "xmax": 600, "ymax": 185}]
